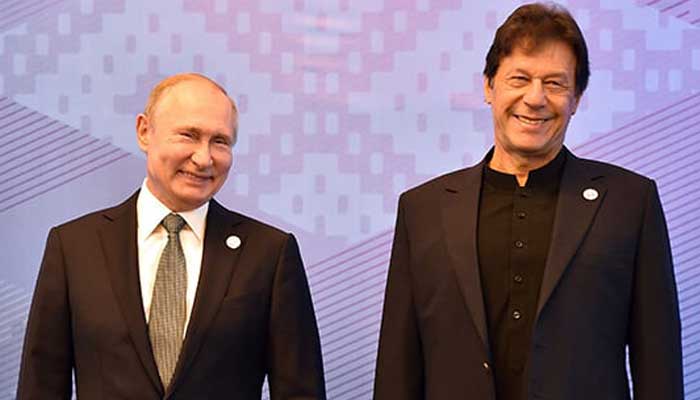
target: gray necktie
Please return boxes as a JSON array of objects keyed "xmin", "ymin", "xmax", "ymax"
[{"xmin": 149, "ymin": 213, "xmax": 187, "ymax": 388}]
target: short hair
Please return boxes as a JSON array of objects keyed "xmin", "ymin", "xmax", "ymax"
[
  {"xmin": 483, "ymin": 2, "xmax": 590, "ymax": 97},
  {"xmin": 143, "ymin": 73, "xmax": 239, "ymax": 141}
]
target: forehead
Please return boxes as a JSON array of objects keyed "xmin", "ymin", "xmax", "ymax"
[
  {"xmin": 151, "ymin": 80, "xmax": 236, "ymax": 130},
  {"xmin": 499, "ymin": 40, "xmax": 576, "ymax": 75},
  {"xmin": 157, "ymin": 80, "xmax": 230, "ymax": 111}
]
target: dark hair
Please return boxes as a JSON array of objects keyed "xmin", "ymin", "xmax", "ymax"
[{"xmin": 483, "ymin": 2, "xmax": 590, "ymax": 97}]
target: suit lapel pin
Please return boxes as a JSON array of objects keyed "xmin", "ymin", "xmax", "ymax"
[
  {"xmin": 582, "ymin": 188, "xmax": 599, "ymax": 201},
  {"xmin": 226, "ymin": 235, "xmax": 242, "ymax": 249}
]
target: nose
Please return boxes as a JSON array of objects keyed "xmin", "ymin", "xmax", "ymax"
[
  {"xmin": 191, "ymin": 143, "xmax": 213, "ymax": 168},
  {"xmin": 523, "ymin": 80, "xmax": 546, "ymax": 108}
]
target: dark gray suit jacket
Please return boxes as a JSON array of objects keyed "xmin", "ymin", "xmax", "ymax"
[
  {"xmin": 374, "ymin": 148, "xmax": 683, "ymax": 400},
  {"xmin": 18, "ymin": 193, "xmax": 326, "ymax": 399}
]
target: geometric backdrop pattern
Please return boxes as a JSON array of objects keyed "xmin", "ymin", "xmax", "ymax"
[
  {"xmin": 0, "ymin": 96, "xmax": 130, "ymax": 213},
  {"xmin": 1, "ymin": 0, "xmax": 700, "ymax": 399}
]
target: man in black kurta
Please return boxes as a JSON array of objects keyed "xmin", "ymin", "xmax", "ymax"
[{"xmin": 374, "ymin": 3, "xmax": 683, "ymax": 400}]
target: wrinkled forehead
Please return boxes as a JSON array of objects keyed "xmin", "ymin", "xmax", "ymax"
[
  {"xmin": 149, "ymin": 80, "xmax": 238, "ymax": 134},
  {"xmin": 495, "ymin": 38, "xmax": 578, "ymax": 80},
  {"xmin": 151, "ymin": 79, "xmax": 237, "ymax": 116},
  {"xmin": 511, "ymin": 35, "xmax": 574, "ymax": 58}
]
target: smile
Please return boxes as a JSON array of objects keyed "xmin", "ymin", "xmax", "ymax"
[
  {"xmin": 180, "ymin": 171, "xmax": 212, "ymax": 181},
  {"xmin": 514, "ymin": 115, "xmax": 551, "ymax": 125}
]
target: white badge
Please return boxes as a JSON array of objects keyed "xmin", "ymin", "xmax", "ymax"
[
  {"xmin": 226, "ymin": 235, "xmax": 242, "ymax": 249},
  {"xmin": 582, "ymin": 188, "xmax": 599, "ymax": 201}
]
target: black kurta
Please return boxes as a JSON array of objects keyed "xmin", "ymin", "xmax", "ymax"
[{"xmin": 478, "ymin": 150, "xmax": 565, "ymax": 400}]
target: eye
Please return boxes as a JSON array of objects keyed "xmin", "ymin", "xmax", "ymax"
[
  {"xmin": 179, "ymin": 131, "xmax": 195, "ymax": 139},
  {"xmin": 213, "ymin": 136, "xmax": 232, "ymax": 146},
  {"xmin": 544, "ymin": 80, "xmax": 570, "ymax": 93},
  {"xmin": 508, "ymin": 75, "xmax": 529, "ymax": 87}
]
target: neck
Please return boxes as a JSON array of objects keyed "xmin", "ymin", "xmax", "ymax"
[{"xmin": 489, "ymin": 146, "xmax": 561, "ymax": 187}]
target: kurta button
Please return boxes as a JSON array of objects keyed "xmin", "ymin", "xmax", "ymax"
[
  {"xmin": 516, "ymin": 211, "xmax": 526, "ymax": 219},
  {"xmin": 513, "ymin": 274, "xmax": 524, "ymax": 283},
  {"xmin": 512, "ymin": 310, "xmax": 522, "ymax": 320},
  {"xmin": 483, "ymin": 362, "xmax": 491, "ymax": 372},
  {"xmin": 514, "ymin": 240, "xmax": 525, "ymax": 248}
]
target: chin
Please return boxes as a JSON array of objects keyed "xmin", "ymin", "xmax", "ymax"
[
  {"xmin": 174, "ymin": 191, "xmax": 213, "ymax": 209},
  {"xmin": 508, "ymin": 143, "xmax": 546, "ymax": 155},
  {"xmin": 511, "ymin": 138, "xmax": 559, "ymax": 154}
]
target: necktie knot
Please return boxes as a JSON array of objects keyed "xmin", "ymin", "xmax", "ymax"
[{"xmin": 162, "ymin": 213, "xmax": 186, "ymax": 234}]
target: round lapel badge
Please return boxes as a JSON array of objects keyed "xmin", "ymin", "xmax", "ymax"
[
  {"xmin": 582, "ymin": 188, "xmax": 599, "ymax": 201},
  {"xmin": 226, "ymin": 235, "xmax": 242, "ymax": 249}
]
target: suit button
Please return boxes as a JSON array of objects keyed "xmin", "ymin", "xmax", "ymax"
[
  {"xmin": 513, "ymin": 274, "xmax": 524, "ymax": 283},
  {"xmin": 483, "ymin": 362, "xmax": 491, "ymax": 372},
  {"xmin": 516, "ymin": 211, "xmax": 526, "ymax": 219},
  {"xmin": 512, "ymin": 310, "xmax": 522, "ymax": 320},
  {"xmin": 514, "ymin": 240, "xmax": 525, "ymax": 248}
]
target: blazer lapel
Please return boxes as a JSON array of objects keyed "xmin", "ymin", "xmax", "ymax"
[
  {"xmin": 99, "ymin": 192, "xmax": 163, "ymax": 394},
  {"xmin": 166, "ymin": 199, "xmax": 245, "ymax": 398},
  {"xmin": 442, "ymin": 162, "xmax": 490, "ymax": 350},
  {"xmin": 536, "ymin": 150, "xmax": 607, "ymax": 316}
]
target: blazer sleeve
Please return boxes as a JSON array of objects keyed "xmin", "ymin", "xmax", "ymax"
[
  {"xmin": 17, "ymin": 227, "xmax": 74, "ymax": 400},
  {"xmin": 267, "ymin": 233, "xmax": 327, "ymax": 400},
  {"xmin": 373, "ymin": 196, "xmax": 425, "ymax": 400},
  {"xmin": 628, "ymin": 181, "xmax": 684, "ymax": 399}
]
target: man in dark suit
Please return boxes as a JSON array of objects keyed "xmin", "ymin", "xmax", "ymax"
[
  {"xmin": 374, "ymin": 3, "xmax": 683, "ymax": 400},
  {"xmin": 17, "ymin": 73, "xmax": 326, "ymax": 399}
]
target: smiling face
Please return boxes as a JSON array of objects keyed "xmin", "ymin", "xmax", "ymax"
[
  {"xmin": 484, "ymin": 39, "xmax": 581, "ymax": 167},
  {"xmin": 136, "ymin": 78, "xmax": 237, "ymax": 212}
]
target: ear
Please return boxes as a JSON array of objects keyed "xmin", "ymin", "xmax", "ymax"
[
  {"xmin": 135, "ymin": 114, "xmax": 150, "ymax": 152},
  {"xmin": 483, "ymin": 76, "xmax": 493, "ymax": 105}
]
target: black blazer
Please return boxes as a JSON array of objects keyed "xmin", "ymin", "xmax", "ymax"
[
  {"xmin": 17, "ymin": 193, "xmax": 326, "ymax": 399},
  {"xmin": 374, "ymin": 148, "xmax": 683, "ymax": 400}
]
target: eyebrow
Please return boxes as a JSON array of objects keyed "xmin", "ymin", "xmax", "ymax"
[
  {"xmin": 511, "ymin": 68, "xmax": 571, "ymax": 81},
  {"xmin": 177, "ymin": 126, "xmax": 231, "ymax": 137},
  {"xmin": 177, "ymin": 126, "xmax": 205, "ymax": 135}
]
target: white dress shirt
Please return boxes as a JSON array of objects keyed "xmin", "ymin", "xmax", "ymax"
[{"xmin": 136, "ymin": 180, "xmax": 208, "ymax": 336}]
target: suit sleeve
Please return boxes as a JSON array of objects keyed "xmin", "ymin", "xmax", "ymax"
[
  {"xmin": 267, "ymin": 233, "xmax": 326, "ymax": 400},
  {"xmin": 17, "ymin": 227, "xmax": 74, "ymax": 400},
  {"xmin": 373, "ymin": 196, "xmax": 424, "ymax": 400},
  {"xmin": 628, "ymin": 181, "xmax": 684, "ymax": 399}
]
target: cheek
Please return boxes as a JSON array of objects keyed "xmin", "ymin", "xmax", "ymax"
[
  {"xmin": 560, "ymin": 96, "xmax": 578, "ymax": 115},
  {"xmin": 150, "ymin": 153, "xmax": 174, "ymax": 173},
  {"xmin": 157, "ymin": 144, "xmax": 190, "ymax": 163},
  {"xmin": 215, "ymin": 153, "xmax": 233, "ymax": 173}
]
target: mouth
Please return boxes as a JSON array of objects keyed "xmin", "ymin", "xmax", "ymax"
[
  {"xmin": 179, "ymin": 171, "xmax": 213, "ymax": 182},
  {"xmin": 514, "ymin": 114, "xmax": 552, "ymax": 126}
]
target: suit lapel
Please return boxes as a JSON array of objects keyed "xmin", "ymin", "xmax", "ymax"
[
  {"xmin": 99, "ymin": 192, "xmax": 163, "ymax": 393},
  {"xmin": 536, "ymin": 151, "xmax": 607, "ymax": 316},
  {"xmin": 166, "ymin": 200, "xmax": 245, "ymax": 398},
  {"xmin": 442, "ymin": 162, "xmax": 490, "ymax": 350}
]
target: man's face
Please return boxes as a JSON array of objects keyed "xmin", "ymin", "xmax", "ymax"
[
  {"xmin": 136, "ymin": 79, "xmax": 236, "ymax": 212},
  {"xmin": 484, "ymin": 40, "xmax": 580, "ymax": 161}
]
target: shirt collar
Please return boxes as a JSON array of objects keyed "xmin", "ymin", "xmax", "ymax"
[
  {"xmin": 136, "ymin": 179, "xmax": 209, "ymax": 242},
  {"xmin": 483, "ymin": 147, "xmax": 566, "ymax": 193}
]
